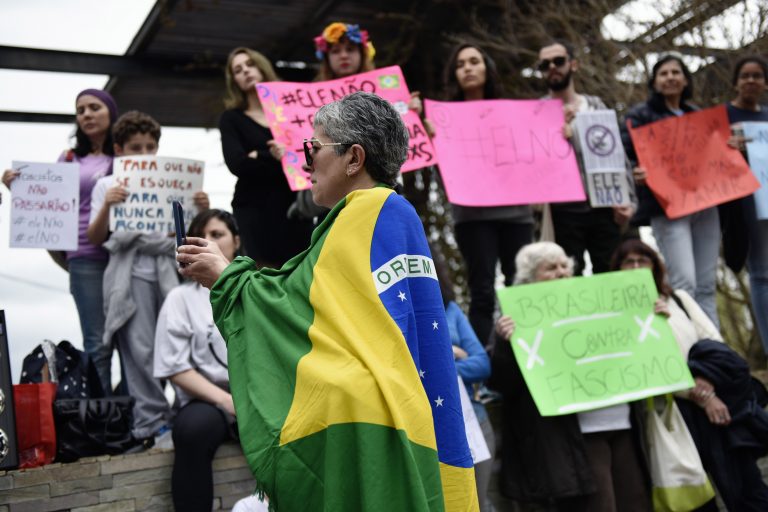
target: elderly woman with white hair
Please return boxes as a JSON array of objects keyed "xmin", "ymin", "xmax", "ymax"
[
  {"xmin": 491, "ymin": 242, "xmax": 651, "ymax": 512},
  {"xmin": 177, "ymin": 92, "xmax": 478, "ymax": 511}
]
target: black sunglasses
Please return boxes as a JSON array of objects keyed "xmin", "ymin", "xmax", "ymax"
[
  {"xmin": 302, "ymin": 138, "xmax": 354, "ymax": 166},
  {"xmin": 537, "ymin": 56, "xmax": 568, "ymax": 73}
]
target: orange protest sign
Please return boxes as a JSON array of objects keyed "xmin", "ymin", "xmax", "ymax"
[{"xmin": 628, "ymin": 105, "xmax": 759, "ymax": 219}]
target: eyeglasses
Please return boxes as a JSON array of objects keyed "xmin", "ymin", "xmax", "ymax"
[
  {"xmin": 537, "ymin": 56, "xmax": 568, "ymax": 73},
  {"xmin": 303, "ymin": 138, "xmax": 354, "ymax": 166}
]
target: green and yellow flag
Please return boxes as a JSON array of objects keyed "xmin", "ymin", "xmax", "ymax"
[{"xmin": 211, "ymin": 188, "xmax": 477, "ymax": 511}]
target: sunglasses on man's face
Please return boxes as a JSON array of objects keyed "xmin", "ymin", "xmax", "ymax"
[
  {"xmin": 302, "ymin": 138, "xmax": 353, "ymax": 166},
  {"xmin": 537, "ymin": 56, "xmax": 569, "ymax": 73}
]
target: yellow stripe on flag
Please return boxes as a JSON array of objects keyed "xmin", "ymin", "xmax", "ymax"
[{"xmin": 279, "ymin": 188, "xmax": 437, "ymax": 451}]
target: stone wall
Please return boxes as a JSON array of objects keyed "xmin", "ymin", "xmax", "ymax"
[{"xmin": 0, "ymin": 443, "xmax": 256, "ymax": 511}]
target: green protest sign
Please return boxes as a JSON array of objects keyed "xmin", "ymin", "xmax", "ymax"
[{"xmin": 496, "ymin": 269, "xmax": 693, "ymax": 416}]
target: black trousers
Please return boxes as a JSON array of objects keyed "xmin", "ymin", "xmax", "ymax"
[
  {"xmin": 552, "ymin": 207, "xmax": 622, "ymax": 275},
  {"xmin": 455, "ymin": 220, "xmax": 533, "ymax": 346},
  {"xmin": 171, "ymin": 401, "xmax": 232, "ymax": 512}
]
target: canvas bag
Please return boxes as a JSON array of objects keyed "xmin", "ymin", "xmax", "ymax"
[{"xmin": 646, "ymin": 396, "xmax": 715, "ymax": 511}]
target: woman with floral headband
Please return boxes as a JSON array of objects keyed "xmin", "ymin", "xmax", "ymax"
[
  {"xmin": 290, "ymin": 22, "xmax": 423, "ymax": 220},
  {"xmin": 314, "ymin": 22, "xmax": 376, "ymax": 81}
]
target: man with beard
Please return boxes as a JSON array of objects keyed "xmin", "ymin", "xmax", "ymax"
[{"xmin": 538, "ymin": 40, "xmax": 635, "ymax": 274}]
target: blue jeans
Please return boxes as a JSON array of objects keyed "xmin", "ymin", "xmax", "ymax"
[
  {"xmin": 744, "ymin": 198, "xmax": 768, "ymax": 354},
  {"xmin": 68, "ymin": 258, "xmax": 111, "ymax": 393},
  {"xmin": 651, "ymin": 208, "xmax": 720, "ymax": 327}
]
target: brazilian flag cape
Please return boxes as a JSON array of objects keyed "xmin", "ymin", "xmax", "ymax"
[{"xmin": 211, "ymin": 187, "xmax": 478, "ymax": 511}]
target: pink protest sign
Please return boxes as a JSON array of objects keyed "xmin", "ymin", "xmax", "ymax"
[
  {"xmin": 257, "ymin": 66, "xmax": 435, "ymax": 191},
  {"xmin": 425, "ymin": 99, "xmax": 585, "ymax": 206}
]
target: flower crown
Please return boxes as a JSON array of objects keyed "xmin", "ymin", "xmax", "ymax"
[{"xmin": 314, "ymin": 22, "xmax": 376, "ymax": 62}]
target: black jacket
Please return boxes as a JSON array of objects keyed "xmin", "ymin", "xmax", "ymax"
[{"xmin": 620, "ymin": 93, "xmax": 698, "ymax": 225}]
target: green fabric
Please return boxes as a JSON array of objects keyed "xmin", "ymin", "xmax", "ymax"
[
  {"xmin": 652, "ymin": 481, "xmax": 715, "ymax": 512},
  {"xmin": 210, "ymin": 198, "xmax": 344, "ymax": 502},
  {"xmin": 273, "ymin": 423, "xmax": 443, "ymax": 512}
]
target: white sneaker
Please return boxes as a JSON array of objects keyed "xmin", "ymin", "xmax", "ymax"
[{"xmin": 232, "ymin": 495, "xmax": 269, "ymax": 512}]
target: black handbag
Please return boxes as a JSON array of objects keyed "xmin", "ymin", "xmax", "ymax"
[{"xmin": 53, "ymin": 396, "xmax": 135, "ymax": 462}]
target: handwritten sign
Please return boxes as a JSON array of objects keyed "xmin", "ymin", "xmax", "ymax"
[
  {"xmin": 628, "ymin": 105, "xmax": 759, "ymax": 219},
  {"xmin": 111, "ymin": 155, "xmax": 204, "ymax": 233},
  {"xmin": 741, "ymin": 122, "xmax": 768, "ymax": 219},
  {"xmin": 496, "ymin": 269, "xmax": 693, "ymax": 416},
  {"xmin": 585, "ymin": 172, "xmax": 631, "ymax": 208},
  {"xmin": 257, "ymin": 66, "xmax": 435, "ymax": 191},
  {"xmin": 575, "ymin": 110, "xmax": 627, "ymax": 174},
  {"xmin": 10, "ymin": 161, "xmax": 79, "ymax": 250},
  {"xmin": 425, "ymin": 99, "xmax": 585, "ymax": 206}
]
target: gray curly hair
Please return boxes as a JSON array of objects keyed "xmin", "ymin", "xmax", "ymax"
[
  {"xmin": 313, "ymin": 91, "xmax": 409, "ymax": 186},
  {"xmin": 514, "ymin": 241, "xmax": 574, "ymax": 284}
]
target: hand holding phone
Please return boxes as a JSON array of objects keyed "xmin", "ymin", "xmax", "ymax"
[{"xmin": 172, "ymin": 201, "xmax": 187, "ymax": 267}]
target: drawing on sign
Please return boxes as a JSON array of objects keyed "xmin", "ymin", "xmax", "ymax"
[
  {"xmin": 425, "ymin": 98, "xmax": 585, "ymax": 207},
  {"xmin": 585, "ymin": 124, "xmax": 616, "ymax": 156},
  {"xmin": 258, "ymin": 66, "xmax": 435, "ymax": 191},
  {"xmin": 628, "ymin": 105, "xmax": 759, "ymax": 218},
  {"xmin": 496, "ymin": 269, "xmax": 693, "ymax": 416}
]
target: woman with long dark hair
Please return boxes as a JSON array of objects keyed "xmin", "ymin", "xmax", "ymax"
[
  {"xmin": 620, "ymin": 54, "xmax": 720, "ymax": 327},
  {"xmin": 611, "ymin": 238, "xmax": 768, "ymax": 511},
  {"xmin": 3, "ymin": 88, "xmax": 118, "ymax": 393},
  {"xmin": 722, "ymin": 55, "xmax": 768, "ymax": 354},
  {"xmin": 441, "ymin": 43, "xmax": 533, "ymax": 346}
]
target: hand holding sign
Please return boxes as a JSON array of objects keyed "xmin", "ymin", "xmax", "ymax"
[
  {"xmin": 9, "ymin": 161, "xmax": 79, "ymax": 250},
  {"xmin": 258, "ymin": 66, "xmax": 436, "ymax": 191},
  {"xmin": 496, "ymin": 269, "xmax": 693, "ymax": 416},
  {"xmin": 628, "ymin": 105, "xmax": 759, "ymax": 219},
  {"xmin": 425, "ymin": 98, "xmax": 585, "ymax": 207}
]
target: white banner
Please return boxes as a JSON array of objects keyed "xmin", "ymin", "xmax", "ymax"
[
  {"xmin": 10, "ymin": 161, "xmax": 80, "ymax": 250},
  {"xmin": 110, "ymin": 155, "xmax": 204, "ymax": 233}
]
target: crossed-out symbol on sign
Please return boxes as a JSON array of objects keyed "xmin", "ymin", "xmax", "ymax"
[
  {"xmin": 517, "ymin": 330, "xmax": 545, "ymax": 370},
  {"xmin": 634, "ymin": 314, "xmax": 660, "ymax": 342}
]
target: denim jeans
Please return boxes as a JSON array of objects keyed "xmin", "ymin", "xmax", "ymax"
[
  {"xmin": 68, "ymin": 257, "xmax": 111, "ymax": 393},
  {"xmin": 650, "ymin": 207, "xmax": 720, "ymax": 327},
  {"xmin": 744, "ymin": 198, "xmax": 768, "ymax": 354}
]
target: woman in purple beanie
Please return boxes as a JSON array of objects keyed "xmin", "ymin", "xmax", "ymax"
[{"xmin": 3, "ymin": 88, "xmax": 120, "ymax": 393}]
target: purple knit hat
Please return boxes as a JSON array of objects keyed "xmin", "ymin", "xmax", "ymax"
[{"xmin": 76, "ymin": 89, "xmax": 118, "ymax": 122}]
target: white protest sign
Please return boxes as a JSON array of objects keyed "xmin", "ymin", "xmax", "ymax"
[
  {"xmin": 741, "ymin": 122, "xmax": 768, "ymax": 220},
  {"xmin": 575, "ymin": 110, "xmax": 627, "ymax": 173},
  {"xmin": 457, "ymin": 376, "xmax": 491, "ymax": 464},
  {"xmin": 9, "ymin": 161, "xmax": 80, "ymax": 250},
  {"xmin": 111, "ymin": 155, "xmax": 204, "ymax": 233},
  {"xmin": 575, "ymin": 110, "xmax": 631, "ymax": 207},
  {"xmin": 585, "ymin": 171, "xmax": 632, "ymax": 208}
]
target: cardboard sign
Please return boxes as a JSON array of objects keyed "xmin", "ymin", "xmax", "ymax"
[
  {"xmin": 9, "ymin": 161, "xmax": 79, "ymax": 250},
  {"xmin": 585, "ymin": 172, "xmax": 632, "ymax": 208},
  {"xmin": 110, "ymin": 155, "xmax": 204, "ymax": 233},
  {"xmin": 257, "ymin": 66, "xmax": 435, "ymax": 191},
  {"xmin": 741, "ymin": 122, "xmax": 768, "ymax": 219},
  {"xmin": 425, "ymin": 99, "xmax": 585, "ymax": 206},
  {"xmin": 628, "ymin": 105, "xmax": 759, "ymax": 219},
  {"xmin": 496, "ymin": 269, "xmax": 693, "ymax": 416},
  {"xmin": 575, "ymin": 110, "xmax": 628, "ymax": 174}
]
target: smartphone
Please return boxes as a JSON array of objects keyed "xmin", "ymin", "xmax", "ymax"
[{"xmin": 172, "ymin": 201, "xmax": 186, "ymax": 248}]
